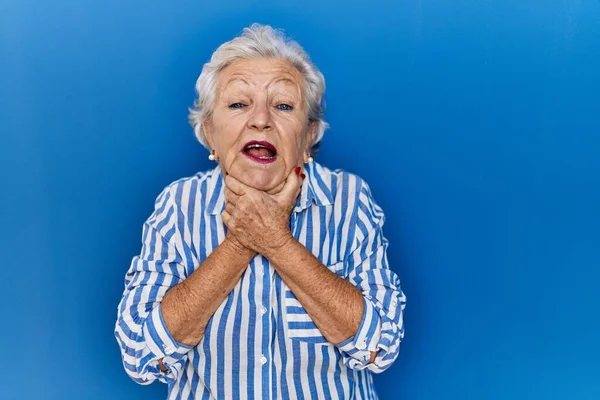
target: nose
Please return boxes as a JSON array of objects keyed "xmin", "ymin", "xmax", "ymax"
[{"xmin": 247, "ymin": 101, "xmax": 272, "ymax": 131}]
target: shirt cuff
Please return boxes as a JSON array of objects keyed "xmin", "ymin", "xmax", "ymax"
[
  {"xmin": 335, "ymin": 296, "xmax": 382, "ymax": 364},
  {"xmin": 142, "ymin": 304, "xmax": 194, "ymax": 366}
]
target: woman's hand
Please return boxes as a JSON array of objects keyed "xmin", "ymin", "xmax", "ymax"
[{"xmin": 221, "ymin": 166, "xmax": 305, "ymax": 257}]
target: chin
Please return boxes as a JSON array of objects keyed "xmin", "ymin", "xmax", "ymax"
[{"xmin": 236, "ymin": 171, "xmax": 281, "ymax": 192}]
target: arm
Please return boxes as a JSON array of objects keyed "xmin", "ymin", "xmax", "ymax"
[
  {"xmin": 157, "ymin": 234, "xmax": 254, "ymax": 370},
  {"xmin": 161, "ymin": 234, "xmax": 254, "ymax": 346},
  {"xmin": 115, "ymin": 186, "xmax": 254, "ymax": 385},
  {"xmin": 332, "ymin": 213, "xmax": 406, "ymax": 373},
  {"xmin": 331, "ymin": 182, "xmax": 405, "ymax": 373}
]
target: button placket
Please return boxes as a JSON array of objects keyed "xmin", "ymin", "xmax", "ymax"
[{"xmin": 258, "ymin": 255, "xmax": 271, "ymax": 371}]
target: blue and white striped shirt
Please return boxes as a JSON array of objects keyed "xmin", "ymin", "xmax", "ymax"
[{"xmin": 115, "ymin": 161, "xmax": 406, "ymax": 399}]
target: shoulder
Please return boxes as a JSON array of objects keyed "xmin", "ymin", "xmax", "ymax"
[
  {"xmin": 313, "ymin": 162, "xmax": 384, "ymax": 222},
  {"xmin": 315, "ymin": 162, "xmax": 380, "ymax": 204},
  {"xmin": 151, "ymin": 167, "xmax": 218, "ymax": 214}
]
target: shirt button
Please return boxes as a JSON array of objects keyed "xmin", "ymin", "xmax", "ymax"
[
  {"xmin": 260, "ymin": 355, "xmax": 267, "ymax": 365},
  {"xmin": 357, "ymin": 342, "xmax": 366, "ymax": 350},
  {"xmin": 163, "ymin": 345, "xmax": 174, "ymax": 354},
  {"xmin": 261, "ymin": 306, "xmax": 267, "ymax": 315}
]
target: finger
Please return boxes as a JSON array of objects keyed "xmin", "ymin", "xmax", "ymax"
[
  {"xmin": 224, "ymin": 187, "xmax": 239, "ymax": 205},
  {"xmin": 224, "ymin": 175, "xmax": 248, "ymax": 195},
  {"xmin": 221, "ymin": 210, "xmax": 231, "ymax": 226},
  {"xmin": 225, "ymin": 201, "xmax": 235, "ymax": 215}
]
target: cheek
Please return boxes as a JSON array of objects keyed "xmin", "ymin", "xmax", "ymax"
[
  {"xmin": 213, "ymin": 114, "xmax": 243, "ymax": 149},
  {"xmin": 277, "ymin": 116, "xmax": 307, "ymax": 149},
  {"xmin": 279, "ymin": 135, "xmax": 305, "ymax": 165}
]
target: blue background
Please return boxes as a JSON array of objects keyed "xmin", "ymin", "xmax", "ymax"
[{"xmin": 1, "ymin": 0, "xmax": 599, "ymax": 398}]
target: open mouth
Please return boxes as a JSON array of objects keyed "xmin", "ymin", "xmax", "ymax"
[{"xmin": 242, "ymin": 140, "xmax": 278, "ymax": 164}]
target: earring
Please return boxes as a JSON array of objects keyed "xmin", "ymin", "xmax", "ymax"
[
  {"xmin": 304, "ymin": 151, "xmax": 313, "ymax": 164},
  {"xmin": 208, "ymin": 150, "xmax": 216, "ymax": 161}
]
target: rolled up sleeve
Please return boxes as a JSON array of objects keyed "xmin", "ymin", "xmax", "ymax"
[
  {"xmin": 334, "ymin": 181, "xmax": 407, "ymax": 373},
  {"xmin": 114, "ymin": 187, "xmax": 193, "ymax": 385}
]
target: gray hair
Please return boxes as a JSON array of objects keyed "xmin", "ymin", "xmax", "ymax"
[{"xmin": 188, "ymin": 23, "xmax": 328, "ymax": 155}]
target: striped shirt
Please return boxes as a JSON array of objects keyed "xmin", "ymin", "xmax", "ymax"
[{"xmin": 115, "ymin": 161, "xmax": 406, "ymax": 399}]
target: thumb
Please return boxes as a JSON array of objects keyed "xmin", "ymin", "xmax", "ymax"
[{"xmin": 277, "ymin": 166, "xmax": 304, "ymax": 203}]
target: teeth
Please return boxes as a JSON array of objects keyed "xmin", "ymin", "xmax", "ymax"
[
  {"xmin": 244, "ymin": 144, "xmax": 275, "ymax": 152},
  {"xmin": 244, "ymin": 143, "xmax": 276, "ymax": 159}
]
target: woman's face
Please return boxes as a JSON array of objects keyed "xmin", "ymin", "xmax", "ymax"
[{"xmin": 203, "ymin": 58, "xmax": 313, "ymax": 192}]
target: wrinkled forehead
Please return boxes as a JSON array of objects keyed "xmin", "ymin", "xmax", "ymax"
[{"xmin": 217, "ymin": 58, "xmax": 305, "ymax": 98}]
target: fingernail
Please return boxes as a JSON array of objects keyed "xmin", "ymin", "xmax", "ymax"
[
  {"xmin": 300, "ymin": 173, "xmax": 306, "ymax": 180},
  {"xmin": 294, "ymin": 166, "xmax": 301, "ymax": 175}
]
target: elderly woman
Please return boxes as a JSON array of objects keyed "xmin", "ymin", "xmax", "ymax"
[{"xmin": 115, "ymin": 24, "xmax": 406, "ymax": 399}]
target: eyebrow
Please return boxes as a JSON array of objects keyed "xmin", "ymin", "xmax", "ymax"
[
  {"xmin": 268, "ymin": 78, "xmax": 302, "ymax": 99},
  {"xmin": 270, "ymin": 77, "xmax": 299, "ymax": 87},
  {"xmin": 220, "ymin": 77, "xmax": 251, "ymax": 93}
]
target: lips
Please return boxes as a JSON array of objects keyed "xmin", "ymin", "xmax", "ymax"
[{"xmin": 242, "ymin": 140, "xmax": 277, "ymax": 164}]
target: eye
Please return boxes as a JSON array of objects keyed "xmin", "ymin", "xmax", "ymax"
[
  {"xmin": 276, "ymin": 104, "xmax": 294, "ymax": 111},
  {"xmin": 229, "ymin": 103, "xmax": 247, "ymax": 109}
]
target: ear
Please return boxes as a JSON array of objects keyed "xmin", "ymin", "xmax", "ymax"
[
  {"xmin": 304, "ymin": 120, "xmax": 317, "ymax": 153},
  {"xmin": 202, "ymin": 118, "xmax": 215, "ymax": 150},
  {"xmin": 302, "ymin": 121, "xmax": 317, "ymax": 162}
]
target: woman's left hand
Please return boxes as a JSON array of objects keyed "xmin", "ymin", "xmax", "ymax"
[{"xmin": 221, "ymin": 167, "xmax": 305, "ymax": 257}]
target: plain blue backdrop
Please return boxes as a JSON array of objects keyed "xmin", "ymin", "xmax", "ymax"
[{"xmin": 1, "ymin": 0, "xmax": 599, "ymax": 398}]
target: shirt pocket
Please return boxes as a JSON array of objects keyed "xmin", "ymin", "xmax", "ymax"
[{"xmin": 283, "ymin": 261, "xmax": 344, "ymax": 344}]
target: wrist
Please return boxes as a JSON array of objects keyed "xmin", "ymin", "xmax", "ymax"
[
  {"xmin": 224, "ymin": 234, "xmax": 255, "ymax": 259},
  {"xmin": 262, "ymin": 232, "xmax": 296, "ymax": 260}
]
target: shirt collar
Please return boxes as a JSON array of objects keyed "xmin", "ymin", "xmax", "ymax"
[{"xmin": 206, "ymin": 161, "xmax": 334, "ymax": 216}]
